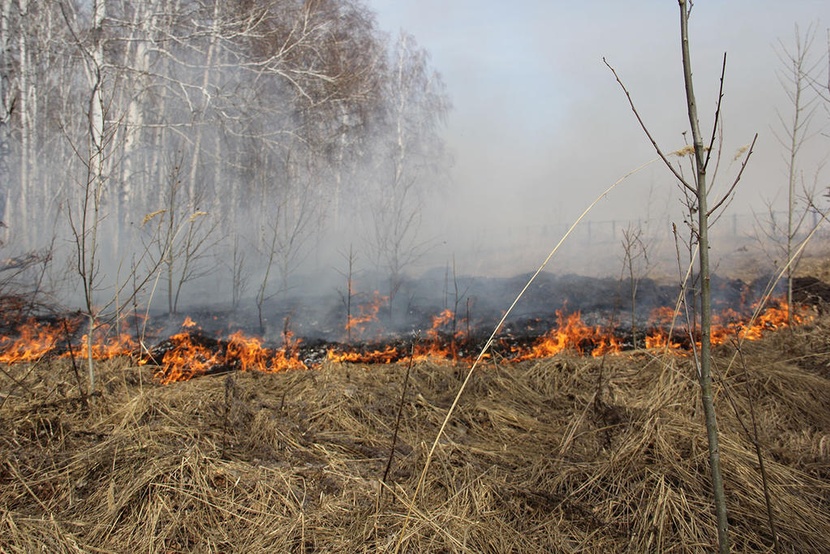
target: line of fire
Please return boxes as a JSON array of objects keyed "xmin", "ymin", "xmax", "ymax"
[{"xmin": 0, "ymin": 279, "xmax": 811, "ymax": 385}]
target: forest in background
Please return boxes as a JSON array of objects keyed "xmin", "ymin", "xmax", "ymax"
[{"xmin": 0, "ymin": 0, "xmax": 451, "ymax": 317}]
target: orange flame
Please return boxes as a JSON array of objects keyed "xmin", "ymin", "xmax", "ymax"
[
  {"xmin": 427, "ymin": 309, "xmax": 454, "ymax": 339},
  {"xmin": 71, "ymin": 331, "xmax": 137, "ymax": 360},
  {"xmin": 154, "ymin": 332, "xmax": 221, "ymax": 384},
  {"xmin": 411, "ymin": 308, "xmax": 459, "ymax": 361},
  {"xmin": 710, "ymin": 299, "xmax": 806, "ymax": 345},
  {"xmin": 0, "ymin": 319, "xmax": 65, "ymax": 363},
  {"xmin": 643, "ymin": 299, "xmax": 808, "ymax": 351},
  {"xmin": 644, "ymin": 329, "xmax": 683, "ymax": 350},
  {"xmin": 226, "ymin": 329, "xmax": 306, "ymax": 373},
  {"xmin": 514, "ymin": 311, "xmax": 623, "ymax": 360},
  {"xmin": 0, "ymin": 296, "xmax": 812, "ymax": 383},
  {"xmin": 153, "ymin": 329, "xmax": 307, "ymax": 384},
  {"xmin": 327, "ymin": 345, "xmax": 399, "ymax": 364},
  {"xmin": 345, "ymin": 291, "xmax": 388, "ymax": 339}
]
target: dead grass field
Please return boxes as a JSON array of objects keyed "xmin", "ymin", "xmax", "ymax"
[{"xmin": 1, "ymin": 317, "xmax": 830, "ymax": 553}]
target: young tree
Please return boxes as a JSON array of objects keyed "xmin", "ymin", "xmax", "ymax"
[
  {"xmin": 774, "ymin": 24, "xmax": 824, "ymax": 323},
  {"xmin": 619, "ymin": 222, "xmax": 651, "ymax": 348},
  {"xmin": 607, "ymin": 3, "xmax": 759, "ymax": 551},
  {"xmin": 64, "ymin": 0, "xmax": 111, "ymax": 393}
]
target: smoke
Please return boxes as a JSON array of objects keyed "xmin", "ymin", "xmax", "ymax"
[
  {"xmin": 370, "ymin": 0, "xmax": 830, "ymax": 277},
  {"xmin": 0, "ymin": 0, "xmax": 828, "ymax": 346}
]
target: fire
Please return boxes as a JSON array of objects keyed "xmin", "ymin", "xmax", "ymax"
[
  {"xmin": 427, "ymin": 309, "xmax": 455, "ymax": 340},
  {"xmin": 644, "ymin": 330, "xmax": 683, "ymax": 350},
  {"xmin": 153, "ymin": 332, "xmax": 221, "ymax": 384},
  {"xmin": 0, "ymin": 319, "xmax": 65, "ymax": 363},
  {"xmin": 413, "ymin": 308, "xmax": 460, "ymax": 361},
  {"xmin": 152, "ymin": 327, "xmax": 307, "ymax": 384},
  {"xmin": 642, "ymin": 299, "xmax": 807, "ymax": 350},
  {"xmin": 225, "ymin": 330, "xmax": 306, "ymax": 373},
  {"xmin": 650, "ymin": 306, "xmax": 680, "ymax": 326},
  {"xmin": 710, "ymin": 299, "xmax": 805, "ymax": 345},
  {"xmin": 327, "ymin": 345, "xmax": 399, "ymax": 364},
  {"xmin": 513, "ymin": 310, "xmax": 623, "ymax": 360},
  {"xmin": 72, "ymin": 332, "xmax": 137, "ymax": 360},
  {"xmin": 0, "ymin": 296, "xmax": 812, "ymax": 383},
  {"xmin": 345, "ymin": 291, "xmax": 388, "ymax": 338}
]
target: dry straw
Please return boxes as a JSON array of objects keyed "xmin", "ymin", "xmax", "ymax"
[
  {"xmin": 2, "ymin": 334, "xmax": 829, "ymax": 551},
  {"xmin": 394, "ymin": 159, "xmax": 661, "ymax": 551}
]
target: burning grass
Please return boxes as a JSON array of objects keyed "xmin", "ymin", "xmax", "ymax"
[{"xmin": 1, "ymin": 318, "xmax": 830, "ymax": 552}]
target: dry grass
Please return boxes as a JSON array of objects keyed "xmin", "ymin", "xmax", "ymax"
[{"xmin": 1, "ymin": 317, "xmax": 830, "ymax": 553}]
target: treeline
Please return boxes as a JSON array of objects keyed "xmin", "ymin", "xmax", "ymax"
[{"xmin": 0, "ymin": 0, "xmax": 450, "ymax": 314}]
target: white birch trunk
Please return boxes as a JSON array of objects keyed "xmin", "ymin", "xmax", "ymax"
[{"xmin": 187, "ymin": 0, "xmax": 220, "ymax": 210}]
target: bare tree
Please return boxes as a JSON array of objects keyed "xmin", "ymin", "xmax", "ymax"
[
  {"xmin": 255, "ymin": 183, "xmax": 318, "ymax": 333},
  {"xmin": 142, "ymin": 154, "xmax": 217, "ymax": 315},
  {"xmin": 61, "ymin": 0, "xmax": 111, "ymax": 393},
  {"xmin": 606, "ymin": 2, "xmax": 759, "ymax": 551},
  {"xmin": 0, "ymin": 0, "xmax": 449, "ymax": 354},
  {"xmin": 336, "ymin": 244, "xmax": 358, "ymax": 343},
  {"xmin": 619, "ymin": 222, "xmax": 651, "ymax": 348},
  {"xmin": 369, "ymin": 31, "xmax": 451, "ymax": 319},
  {"xmin": 774, "ymin": 24, "xmax": 825, "ymax": 323},
  {"xmin": 225, "ymin": 232, "xmax": 248, "ymax": 314},
  {"xmin": 61, "ymin": 0, "xmax": 161, "ymax": 393}
]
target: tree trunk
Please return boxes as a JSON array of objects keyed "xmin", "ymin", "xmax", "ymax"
[
  {"xmin": 84, "ymin": 0, "xmax": 107, "ymax": 394},
  {"xmin": 678, "ymin": 1, "xmax": 730, "ymax": 552},
  {"xmin": 17, "ymin": 0, "xmax": 30, "ymax": 247}
]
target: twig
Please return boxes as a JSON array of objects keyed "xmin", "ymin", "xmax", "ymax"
[
  {"xmin": 63, "ymin": 320, "xmax": 88, "ymax": 408},
  {"xmin": 704, "ymin": 53, "xmax": 727, "ymax": 172},
  {"xmin": 720, "ymin": 344, "xmax": 780, "ymax": 553},
  {"xmin": 604, "ymin": 58, "xmax": 696, "ymax": 194},
  {"xmin": 221, "ymin": 374, "xmax": 235, "ymax": 459},
  {"xmin": 707, "ymin": 133, "xmax": 758, "ymax": 217},
  {"xmin": 382, "ymin": 342, "xmax": 415, "ymax": 486},
  {"xmin": 7, "ymin": 460, "xmax": 51, "ymax": 513}
]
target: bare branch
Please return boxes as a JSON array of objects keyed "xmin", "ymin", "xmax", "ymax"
[
  {"xmin": 604, "ymin": 57, "xmax": 696, "ymax": 194},
  {"xmin": 704, "ymin": 53, "xmax": 727, "ymax": 172},
  {"xmin": 707, "ymin": 133, "xmax": 758, "ymax": 217}
]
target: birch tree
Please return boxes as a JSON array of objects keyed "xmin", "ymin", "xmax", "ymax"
[
  {"xmin": 0, "ymin": 0, "xmax": 12, "ymax": 234},
  {"xmin": 370, "ymin": 31, "xmax": 450, "ymax": 316},
  {"xmin": 0, "ymin": 0, "xmax": 450, "ymax": 325}
]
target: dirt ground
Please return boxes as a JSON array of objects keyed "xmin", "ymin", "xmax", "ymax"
[{"xmin": 1, "ymin": 311, "xmax": 830, "ymax": 553}]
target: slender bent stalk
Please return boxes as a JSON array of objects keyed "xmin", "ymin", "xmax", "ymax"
[{"xmin": 393, "ymin": 158, "xmax": 658, "ymax": 553}]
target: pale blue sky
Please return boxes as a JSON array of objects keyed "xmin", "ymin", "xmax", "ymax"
[{"xmin": 367, "ymin": 1, "xmax": 830, "ymax": 273}]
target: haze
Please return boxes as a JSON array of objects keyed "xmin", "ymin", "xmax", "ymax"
[{"xmin": 369, "ymin": 0, "xmax": 830, "ymax": 276}]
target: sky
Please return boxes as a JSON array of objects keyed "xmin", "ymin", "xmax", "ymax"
[{"xmin": 366, "ymin": 0, "xmax": 830, "ymax": 276}]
